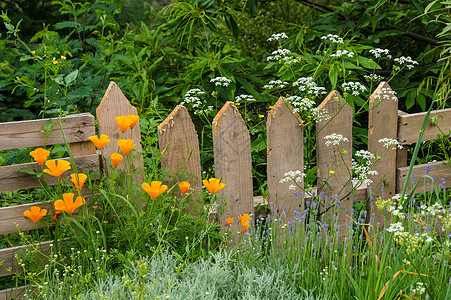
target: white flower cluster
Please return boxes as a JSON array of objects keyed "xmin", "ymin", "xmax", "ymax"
[
  {"xmin": 369, "ymin": 48, "xmax": 392, "ymax": 59},
  {"xmin": 235, "ymin": 94, "xmax": 256, "ymax": 102},
  {"xmin": 387, "ymin": 222, "xmax": 433, "ymax": 254},
  {"xmin": 180, "ymin": 89, "xmax": 204, "ymax": 108},
  {"xmin": 263, "ymin": 80, "xmax": 288, "ymax": 90},
  {"xmin": 364, "ymin": 74, "xmax": 384, "ymax": 82},
  {"xmin": 419, "ymin": 202, "xmax": 443, "ymax": 217},
  {"xmin": 193, "ymin": 105, "xmax": 214, "ymax": 115},
  {"xmin": 267, "ymin": 49, "xmax": 300, "ymax": 65},
  {"xmin": 378, "ymin": 138, "xmax": 403, "ymax": 149},
  {"xmin": 352, "ymin": 159, "xmax": 378, "ymax": 185},
  {"xmin": 394, "ymin": 56, "xmax": 418, "ymax": 69},
  {"xmin": 310, "ymin": 107, "xmax": 330, "ymax": 122},
  {"xmin": 355, "ymin": 150, "xmax": 376, "ymax": 160},
  {"xmin": 279, "ymin": 170, "xmax": 306, "ymax": 184},
  {"xmin": 267, "ymin": 32, "xmax": 288, "ymax": 41},
  {"xmin": 293, "ymin": 77, "xmax": 327, "ymax": 96},
  {"xmin": 288, "ymin": 96, "xmax": 315, "ymax": 110},
  {"xmin": 373, "ymin": 87, "xmax": 397, "ymax": 102},
  {"xmin": 342, "ymin": 81, "xmax": 367, "ymax": 96},
  {"xmin": 210, "ymin": 77, "xmax": 232, "ymax": 87},
  {"xmin": 184, "ymin": 88, "xmax": 205, "ymax": 97},
  {"xmin": 321, "ymin": 34, "xmax": 343, "ymax": 44},
  {"xmin": 324, "ymin": 133, "xmax": 349, "ymax": 146},
  {"xmin": 411, "ymin": 282, "xmax": 425, "ymax": 295},
  {"xmin": 330, "ymin": 50, "xmax": 355, "ymax": 58}
]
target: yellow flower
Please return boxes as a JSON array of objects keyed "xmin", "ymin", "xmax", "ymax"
[
  {"xmin": 259, "ymin": 114, "xmax": 264, "ymax": 118},
  {"xmin": 227, "ymin": 217, "xmax": 233, "ymax": 227},
  {"xmin": 329, "ymin": 170, "xmax": 335, "ymax": 174},
  {"xmin": 235, "ymin": 102, "xmax": 241, "ymax": 106},
  {"xmin": 179, "ymin": 181, "xmax": 190, "ymax": 195},
  {"xmin": 115, "ymin": 116, "xmax": 133, "ymax": 133},
  {"xmin": 29, "ymin": 148, "xmax": 50, "ymax": 165},
  {"xmin": 23, "ymin": 206, "xmax": 47, "ymax": 223},
  {"xmin": 53, "ymin": 60, "xmax": 58, "ymax": 65},
  {"xmin": 54, "ymin": 193, "xmax": 85, "ymax": 214},
  {"xmin": 70, "ymin": 173, "xmax": 87, "ymax": 190},
  {"xmin": 203, "ymin": 178, "xmax": 226, "ymax": 195},
  {"xmin": 88, "ymin": 134, "xmax": 110, "ymax": 149},
  {"xmin": 118, "ymin": 139, "xmax": 136, "ymax": 155},
  {"xmin": 61, "ymin": 56, "xmax": 66, "ymax": 61},
  {"xmin": 111, "ymin": 153, "xmax": 123, "ymax": 168},
  {"xmin": 43, "ymin": 160, "xmax": 71, "ymax": 177},
  {"xmin": 269, "ymin": 106, "xmax": 273, "ymax": 109},
  {"xmin": 127, "ymin": 115, "xmax": 139, "ymax": 129},
  {"xmin": 142, "ymin": 181, "xmax": 168, "ymax": 199},
  {"xmin": 31, "ymin": 51, "xmax": 36, "ymax": 55}
]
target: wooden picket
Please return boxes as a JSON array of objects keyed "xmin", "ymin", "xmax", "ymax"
[
  {"xmin": 367, "ymin": 82, "xmax": 399, "ymax": 228},
  {"xmin": 213, "ymin": 102, "xmax": 254, "ymax": 227},
  {"xmin": 267, "ymin": 98, "xmax": 304, "ymax": 219}
]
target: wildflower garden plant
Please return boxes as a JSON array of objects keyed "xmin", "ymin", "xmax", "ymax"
[{"xmin": 0, "ymin": 0, "xmax": 451, "ymax": 299}]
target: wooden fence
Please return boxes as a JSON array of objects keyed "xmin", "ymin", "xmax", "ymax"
[
  {"xmin": 0, "ymin": 82, "xmax": 143, "ymax": 299},
  {"xmin": 158, "ymin": 81, "xmax": 451, "ymax": 230},
  {"xmin": 0, "ymin": 81, "xmax": 450, "ymax": 298}
]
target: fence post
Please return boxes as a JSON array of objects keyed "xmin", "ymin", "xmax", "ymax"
[
  {"xmin": 316, "ymin": 90, "xmax": 353, "ymax": 242},
  {"xmin": 158, "ymin": 105, "xmax": 203, "ymax": 207},
  {"xmin": 367, "ymin": 82, "xmax": 399, "ymax": 231},
  {"xmin": 267, "ymin": 97, "xmax": 304, "ymax": 219},
  {"xmin": 96, "ymin": 81, "xmax": 144, "ymax": 183},
  {"xmin": 213, "ymin": 102, "xmax": 253, "ymax": 228}
]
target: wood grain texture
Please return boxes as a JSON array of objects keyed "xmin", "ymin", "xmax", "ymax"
[
  {"xmin": 0, "ymin": 240, "xmax": 53, "ymax": 277},
  {"xmin": 316, "ymin": 90, "xmax": 353, "ymax": 238},
  {"xmin": 397, "ymin": 161, "xmax": 450, "ymax": 194},
  {"xmin": 398, "ymin": 108, "xmax": 451, "ymax": 145},
  {"xmin": 0, "ymin": 154, "xmax": 97, "ymax": 193},
  {"xmin": 367, "ymin": 82, "xmax": 399, "ymax": 228},
  {"xmin": 213, "ymin": 102, "xmax": 253, "ymax": 228},
  {"xmin": 96, "ymin": 81, "xmax": 144, "ymax": 183},
  {"xmin": 0, "ymin": 113, "xmax": 95, "ymax": 151},
  {"xmin": 0, "ymin": 285, "xmax": 32, "ymax": 300},
  {"xmin": 158, "ymin": 106, "xmax": 202, "ymax": 204},
  {"xmin": 267, "ymin": 97, "xmax": 304, "ymax": 219}
]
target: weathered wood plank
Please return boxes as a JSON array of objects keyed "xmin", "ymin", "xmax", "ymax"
[
  {"xmin": 213, "ymin": 102, "xmax": 253, "ymax": 228},
  {"xmin": 0, "ymin": 240, "xmax": 53, "ymax": 277},
  {"xmin": 0, "ymin": 113, "xmax": 95, "ymax": 151},
  {"xmin": 367, "ymin": 82, "xmax": 399, "ymax": 228},
  {"xmin": 96, "ymin": 81, "xmax": 144, "ymax": 183},
  {"xmin": 397, "ymin": 161, "xmax": 450, "ymax": 194},
  {"xmin": 0, "ymin": 201, "xmax": 53, "ymax": 235},
  {"xmin": 267, "ymin": 97, "xmax": 304, "ymax": 219},
  {"xmin": 0, "ymin": 285, "xmax": 32, "ymax": 300},
  {"xmin": 398, "ymin": 108, "xmax": 451, "ymax": 145},
  {"xmin": 316, "ymin": 90, "xmax": 353, "ymax": 239},
  {"xmin": 158, "ymin": 106, "xmax": 202, "ymax": 204},
  {"xmin": 0, "ymin": 154, "xmax": 97, "ymax": 193}
]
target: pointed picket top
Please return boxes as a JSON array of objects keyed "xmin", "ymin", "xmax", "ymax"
[
  {"xmin": 213, "ymin": 101, "xmax": 253, "ymax": 229},
  {"xmin": 267, "ymin": 97, "xmax": 304, "ymax": 219},
  {"xmin": 158, "ymin": 105, "xmax": 202, "ymax": 204},
  {"xmin": 367, "ymin": 81, "xmax": 399, "ymax": 228},
  {"xmin": 96, "ymin": 81, "xmax": 144, "ymax": 182},
  {"xmin": 316, "ymin": 90, "xmax": 353, "ymax": 240}
]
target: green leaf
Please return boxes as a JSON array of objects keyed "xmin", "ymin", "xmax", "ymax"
[
  {"xmin": 18, "ymin": 168, "xmax": 37, "ymax": 175},
  {"xmin": 65, "ymin": 70, "xmax": 78, "ymax": 85},
  {"xmin": 357, "ymin": 56, "xmax": 381, "ymax": 70},
  {"xmin": 417, "ymin": 93, "xmax": 426, "ymax": 111},
  {"xmin": 329, "ymin": 64, "xmax": 338, "ymax": 89},
  {"xmin": 406, "ymin": 91, "xmax": 415, "ymax": 110},
  {"xmin": 43, "ymin": 119, "xmax": 54, "ymax": 132}
]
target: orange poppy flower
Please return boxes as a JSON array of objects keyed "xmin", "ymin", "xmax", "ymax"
[
  {"xmin": 23, "ymin": 206, "xmax": 47, "ymax": 223},
  {"xmin": 118, "ymin": 139, "xmax": 136, "ymax": 155},
  {"xmin": 115, "ymin": 116, "xmax": 133, "ymax": 133},
  {"xmin": 238, "ymin": 213, "xmax": 250, "ymax": 226},
  {"xmin": 70, "ymin": 173, "xmax": 87, "ymax": 190},
  {"xmin": 227, "ymin": 217, "xmax": 233, "ymax": 227},
  {"xmin": 241, "ymin": 222, "xmax": 250, "ymax": 233},
  {"xmin": 54, "ymin": 193, "xmax": 85, "ymax": 214},
  {"xmin": 127, "ymin": 115, "xmax": 139, "ymax": 129},
  {"xmin": 88, "ymin": 134, "xmax": 110, "ymax": 149},
  {"xmin": 142, "ymin": 181, "xmax": 168, "ymax": 199},
  {"xmin": 202, "ymin": 178, "xmax": 226, "ymax": 195},
  {"xmin": 179, "ymin": 181, "xmax": 190, "ymax": 195},
  {"xmin": 111, "ymin": 153, "xmax": 123, "ymax": 168},
  {"xmin": 43, "ymin": 160, "xmax": 71, "ymax": 177},
  {"xmin": 29, "ymin": 148, "xmax": 50, "ymax": 165}
]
